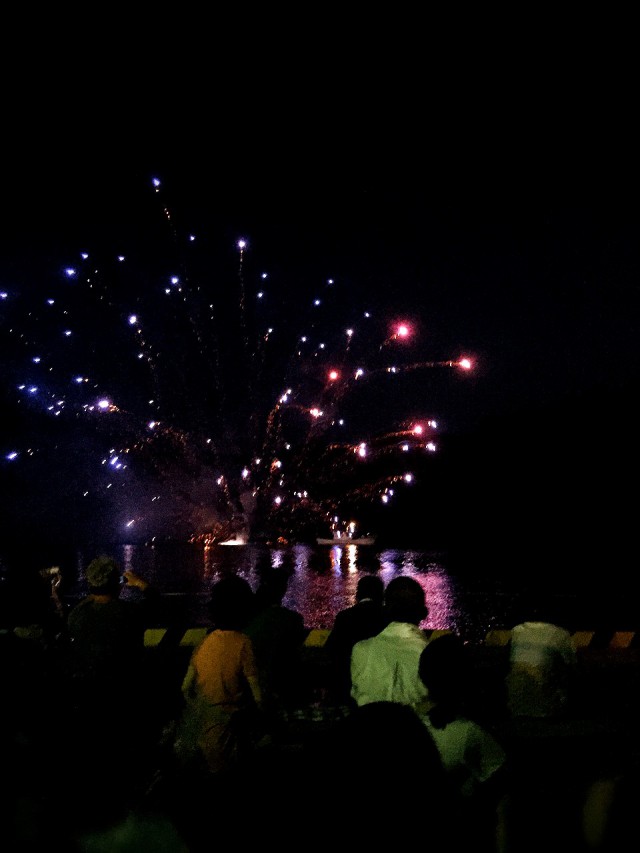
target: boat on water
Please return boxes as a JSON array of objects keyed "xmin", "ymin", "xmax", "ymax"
[
  {"xmin": 316, "ymin": 534, "xmax": 377, "ymax": 546},
  {"xmin": 190, "ymin": 516, "xmax": 250, "ymax": 546},
  {"xmin": 316, "ymin": 518, "xmax": 376, "ymax": 546},
  {"xmin": 218, "ymin": 534, "xmax": 249, "ymax": 546}
]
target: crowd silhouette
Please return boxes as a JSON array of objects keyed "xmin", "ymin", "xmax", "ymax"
[{"xmin": 0, "ymin": 552, "xmax": 637, "ymax": 851}]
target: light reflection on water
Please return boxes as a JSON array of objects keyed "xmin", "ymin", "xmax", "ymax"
[
  {"xmin": 11, "ymin": 528, "xmax": 631, "ymax": 645},
  {"xmin": 65, "ymin": 541, "xmax": 501, "ymax": 643},
  {"xmin": 65, "ymin": 539, "xmax": 633, "ymax": 642}
]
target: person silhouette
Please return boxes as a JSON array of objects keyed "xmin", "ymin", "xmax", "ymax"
[
  {"xmin": 65, "ymin": 554, "xmax": 161, "ymax": 729},
  {"xmin": 323, "ymin": 574, "xmax": 389, "ymax": 704},
  {"xmin": 350, "ymin": 575, "xmax": 430, "ymax": 713},
  {"xmin": 244, "ymin": 567, "xmax": 308, "ymax": 714},
  {"xmin": 63, "ymin": 555, "xmax": 163, "ymax": 828},
  {"xmin": 309, "ymin": 700, "xmax": 461, "ymax": 846},
  {"xmin": 175, "ymin": 575, "xmax": 264, "ymax": 776},
  {"xmin": 419, "ymin": 632, "xmax": 508, "ymax": 852},
  {"xmin": 506, "ymin": 589, "xmax": 577, "ymax": 719}
]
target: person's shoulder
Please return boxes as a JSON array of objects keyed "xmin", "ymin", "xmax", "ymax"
[
  {"xmin": 352, "ymin": 633, "xmax": 377, "ymax": 653},
  {"xmin": 443, "ymin": 715, "xmax": 481, "ymax": 736},
  {"xmin": 286, "ymin": 606, "xmax": 305, "ymax": 626},
  {"xmin": 279, "ymin": 604, "xmax": 303, "ymax": 618},
  {"xmin": 338, "ymin": 602, "xmax": 371, "ymax": 622},
  {"xmin": 193, "ymin": 628, "xmax": 216, "ymax": 649},
  {"xmin": 547, "ymin": 622, "xmax": 572, "ymax": 639},
  {"xmin": 273, "ymin": 606, "xmax": 307, "ymax": 639},
  {"xmin": 329, "ymin": 607, "xmax": 351, "ymax": 628},
  {"xmin": 67, "ymin": 596, "xmax": 94, "ymax": 619}
]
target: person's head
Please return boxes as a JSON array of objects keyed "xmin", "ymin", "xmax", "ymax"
[
  {"xmin": 419, "ymin": 632, "xmax": 470, "ymax": 707},
  {"xmin": 322, "ymin": 701, "xmax": 456, "ymax": 839},
  {"xmin": 254, "ymin": 567, "xmax": 291, "ymax": 608},
  {"xmin": 85, "ymin": 555, "xmax": 122, "ymax": 596},
  {"xmin": 355, "ymin": 575, "xmax": 384, "ymax": 605},
  {"xmin": 208, "ymin": 575, "xmax": 256, "ymax": 629},
  {"xmin": 383, "ymin": 575, "xmax": 428, "ymax": 625}
]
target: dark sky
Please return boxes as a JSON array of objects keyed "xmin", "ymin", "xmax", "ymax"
[{"xmin": 4, "ymin": 145, "xmax": 638, "ymax": 434}]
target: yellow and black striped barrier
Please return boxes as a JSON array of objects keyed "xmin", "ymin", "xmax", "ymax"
[
  {"xmin": 144, "ymin": 627, "xmax": 640, "ymax": 651},
  {"xmin": 483, "ymin": 629, "xmax": 639, "ymax": 650}
]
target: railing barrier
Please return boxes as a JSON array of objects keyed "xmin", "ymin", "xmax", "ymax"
[{"xmin": 143, "ymin": 626, "xmax": 640, "ymax": 651}]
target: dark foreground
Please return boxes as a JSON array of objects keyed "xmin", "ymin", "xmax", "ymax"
[{"xmin": 4, "ymin": 629, "xmax": 640, "ymax": 851}]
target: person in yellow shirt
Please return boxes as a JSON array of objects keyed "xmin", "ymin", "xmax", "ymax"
[{"xmin": 176, "ymin": 575, "xmax": 263, "ymax": 775}]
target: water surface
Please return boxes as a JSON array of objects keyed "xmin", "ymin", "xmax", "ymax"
[{"xmin": 54, "ymin": 540, "xmax": 636, "ymax": 642}]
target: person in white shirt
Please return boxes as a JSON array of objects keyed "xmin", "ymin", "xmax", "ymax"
[
  {"xmin": 506, "ymin": 592, "xmax": 577, "ymax": 719},
  {"xmin": 350, "ymin": 575, "xmax": 430, "ymax": 713},
  {"xmin": 418, "ymin": 633, "xmax": 508, "ymax": 852}
]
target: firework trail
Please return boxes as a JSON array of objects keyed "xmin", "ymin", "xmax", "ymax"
[{"xmin": 1, "ymin": 175, "xmax": 475, "ymax": 545}]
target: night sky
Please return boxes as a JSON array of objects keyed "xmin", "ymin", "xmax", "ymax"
[{"xmin": 2, "ymin": 70, "xmax": 639, "ymax": 569}]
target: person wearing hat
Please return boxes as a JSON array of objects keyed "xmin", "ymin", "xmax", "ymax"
[
  {"xmin": 66, "ymin": 555, "xmax": 159, "ymax": 678},
  {"xmin": 63, "ymin": 555, "xmax": 162, "ymax": 815}
]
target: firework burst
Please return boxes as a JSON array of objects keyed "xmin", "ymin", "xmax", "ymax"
[{"xmin": 1, "ymin": 176, "xmax": 475, "ymax": 546}]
